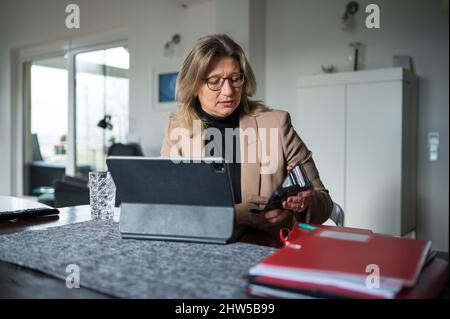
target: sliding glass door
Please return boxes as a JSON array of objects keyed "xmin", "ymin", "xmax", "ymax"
[{"xmin": 23, "ymin": 43, "xmax": 129, "ymax": 195}]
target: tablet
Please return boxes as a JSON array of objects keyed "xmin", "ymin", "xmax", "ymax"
[{"xmin": 106, "ymin": 156, "xmax": 238, "ymax": 244}]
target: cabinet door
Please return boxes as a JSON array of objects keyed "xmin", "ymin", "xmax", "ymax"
[
  {"xmin": 294, "ymin": 85, "xmax": 346, "ymax": 210},
  {"xmin": 346, "ymin": 81, "xmax": 402, "ymax": 235}
]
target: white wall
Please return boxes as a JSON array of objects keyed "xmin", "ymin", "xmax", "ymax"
[
  {"xmin": 249, "ymin": 0, "xmax": 266, "ymax": 101},
  {"xmin": 214, "ymin": 0, "xmax": 250, "ymax": 54},
  {"xmin": 266, "ymin": 0, "xmax": 449, "ymax": 251},
  {"xmin": 213, "ymin": 0, "xmax": 266, "ymax": 101}
]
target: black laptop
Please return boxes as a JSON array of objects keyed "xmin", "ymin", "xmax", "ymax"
[{"xmin": 106, "ymin": 156, "xmax": 238, "ymax": 244}]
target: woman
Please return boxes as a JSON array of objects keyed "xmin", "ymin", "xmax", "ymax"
[{"xmin": 161, "ymin": 34, "xmax": 332, "ymax": 241}]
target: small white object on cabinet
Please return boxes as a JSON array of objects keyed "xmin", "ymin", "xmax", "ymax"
[{"xmin": 294, "ymin": 68, "xmax": 418, "ymax": 236}]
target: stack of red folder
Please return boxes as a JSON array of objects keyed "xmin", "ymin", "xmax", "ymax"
[{"xmin": 247, "ymin": 224, "xmax": 448, "ymax": 299}]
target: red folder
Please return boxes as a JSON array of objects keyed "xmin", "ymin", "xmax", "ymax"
[
  {"xmin": 248, "ymin": 256, "xmax": 448, "ymax": 299},
  {"xmin": 249, "ymin": 224, "xmax": 432, "ymax": 299}
]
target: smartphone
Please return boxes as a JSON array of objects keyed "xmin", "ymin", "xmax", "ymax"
[{"xmin": 250, "ymin": 161, "xmax": 311, "ymax": 214}]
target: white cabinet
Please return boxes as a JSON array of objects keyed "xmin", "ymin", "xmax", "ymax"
[{"xmin": 294, "ymin": 68, "xmax": 418, "ymax": 236}]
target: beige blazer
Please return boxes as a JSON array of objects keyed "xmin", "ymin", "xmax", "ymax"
[{"xmin": 160, "ymin": 108, "xmax": 333, "ymax": 234}]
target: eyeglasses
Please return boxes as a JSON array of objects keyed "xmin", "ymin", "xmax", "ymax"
[{"xmin": 204, "ymin": 73, "xmax": 245, "ymax": 91}]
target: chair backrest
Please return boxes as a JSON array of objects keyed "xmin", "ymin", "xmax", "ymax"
[
  {"xmin": 31, "ymin": 133, "xmax": 44, "ymax": 161},
  {"xmin": 107, "ymin": 143, "xmax": 144, "ymax": 156},
  {"xmin": 329, "ymin": 202, "xmax": 345, "ymax": 226},
  {"xmin": 52, "ymin": 174, "xmax": 120, "ymax": 208},
  {"xmin": 53, "ymin": 176, "xmax": 89, "ymax": 208}
]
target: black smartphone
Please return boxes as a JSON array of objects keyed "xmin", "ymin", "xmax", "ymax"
[{"xmin": 250, "ymin": 161, "xmax": 311, "ymax": 214}]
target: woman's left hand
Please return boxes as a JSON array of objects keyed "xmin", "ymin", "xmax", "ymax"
[
  {"xmin": 285, "ymin": 162, "xmax": 314, "ymax": 213},
  {"xmin": 282, "ymin": 190, "xmax": 313, "ymax": 213}
]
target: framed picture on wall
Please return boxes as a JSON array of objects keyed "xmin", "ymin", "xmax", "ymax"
[{"xmin": 153, "ymin": 62, "xmax": 181, "ymax": 111}]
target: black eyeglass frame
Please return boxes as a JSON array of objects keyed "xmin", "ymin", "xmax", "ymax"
[{"xmin": 203, "ymin": 73, "xmax": 245, "ymax": 91}]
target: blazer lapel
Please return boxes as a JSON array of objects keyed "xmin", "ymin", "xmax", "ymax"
[
  {"xmin": 179, "ymin": 120, "xmax": 205, "ymax": 157},
  {"xmin": 239, "ymin": 114, "xmax": 261, "ymax": 200}
]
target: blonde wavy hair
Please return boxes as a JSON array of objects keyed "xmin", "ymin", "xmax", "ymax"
[{"xmin": 170, "ymin": 34, "xmax": 268, "ymax": 132}]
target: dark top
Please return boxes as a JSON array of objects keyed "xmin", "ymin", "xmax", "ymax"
[{"xmin": 196, "ymin": 102, "xmax": 242, "ymax": 204}]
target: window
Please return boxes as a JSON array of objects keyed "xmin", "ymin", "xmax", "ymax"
[{"xmin": 75, "ymin": 46, "xmax": 129, "ymax": 174}]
